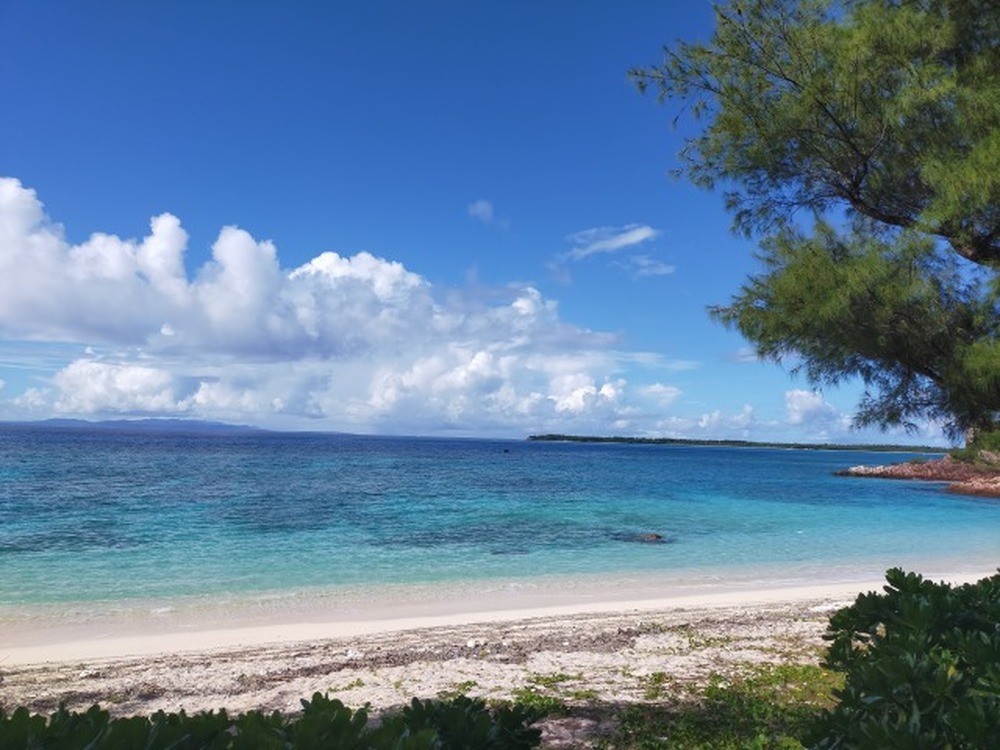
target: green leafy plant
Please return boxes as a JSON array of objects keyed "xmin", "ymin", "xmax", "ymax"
[
  {"xmin": 401, "ymin": 695, "xmax": 542, "ymax": 750},
  {"xmin": 0, "ymin": 693, "xmax": 542, "ymax": 749},
  {"xmin": 811, "ymin": 568, "xmax": 1000, "ymax": 749}
]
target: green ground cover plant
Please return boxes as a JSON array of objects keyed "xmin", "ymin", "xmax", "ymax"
[
  {"xmin": 602, "ymin": 663, "xmax": 839, "ymax": 750},
  {"xmin": 0, "ymin": 693, "xmax": 542, "ymax": 750}
]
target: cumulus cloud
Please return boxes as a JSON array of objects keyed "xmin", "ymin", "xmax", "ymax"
[
  {"xmin": 467, "ymin": 199, "xmax": 495, "ymax": 223},
  {"xmin": 0, "ymin": 177, "xmax": 673, "ymax": 435},
  {"xmin": 53, "ymin": 361, "xmax": 184, "ymax": 414},
  {"xmin": 698, "ymin": 404, "xmax": 755, "ymax": 432},
  {"xmin": 0, "ymin": 179, "xmax": 434, "ymax": 360},
  {"xmin": 782, "ymin": 389, "xmax": 856, "ymax": 441},
  {"xmin": 784, "ymin": 389, "xmax": 839, "ymax": 426},
  {"xmin": 8, "ymin": 177, "xmax": 885, "ymax": 442},
  {"xmin": 566, "ymin": 224, "xmax": 658, "ymax": 260}
]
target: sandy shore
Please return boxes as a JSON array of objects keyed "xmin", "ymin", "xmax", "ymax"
[{"xmin": 0, "ymin": 575, "xmax": 990, "ymax": 747}]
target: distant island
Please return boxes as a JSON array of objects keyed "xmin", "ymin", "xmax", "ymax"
[{"xmin": 527, "ymin": 434, "xmax": 946, "ymax": 453}]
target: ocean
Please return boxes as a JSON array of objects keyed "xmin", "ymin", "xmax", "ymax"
[{"xmin": 1, "ymin": 425, "xmax": 998, "ymax": 619}]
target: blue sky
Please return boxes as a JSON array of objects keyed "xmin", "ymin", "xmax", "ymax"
[{"xmin": 0, "ymin": 1, "xmax": 946, "ymax": 444}]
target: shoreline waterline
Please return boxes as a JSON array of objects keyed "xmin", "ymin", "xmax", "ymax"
[
  {"xmin": 2, "ymin": 562, "xmax": 993, "ymax": 666},
  {"xmin": 4, "ymin": 429, "xmax": 998, "ymax": 677}
]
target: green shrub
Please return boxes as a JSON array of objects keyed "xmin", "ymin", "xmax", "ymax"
[
  {"xmin": 0, "ymin": 693, "xmax": 541, "ymax": 749},
  {"xmin": 950, "ymin": 426, "xmax": 1000, "ymax": 463},
  {"xmin": 810, "ymin": 568, "xmax": 1000, "ymax": 749}
]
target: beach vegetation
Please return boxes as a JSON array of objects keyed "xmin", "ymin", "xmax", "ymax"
[
  {"xmin": 526, "ymin": 672, "xmax": 579, "ymax": 688},
  {"xmin": 564, "ymin": 687, "xmax": 599, "ymax": 702},
  {"xmin": 398, "ymin": 695, "xmax": 542, "ymax": 749},
  {"xmin": 633, "ymin": 0, "xmax": 1000, "ymax": 441},
  {"xmin": 810, "ymin": 567, "xmax": 1000, "ymax": 749},
  {"xmin": 951, "ymin": 425, "xmax": 1000, "ymax": 464},
  {"xmin": 508, "ymin": 687, "xmax": 568, "ymax": 716},
  {"xmin": 604, "ymin": 663, "xmax": 838, "ymax": 749},
  {"xmin": 672, "ymin": 622, "xmax": 733, "ymax": 651},
  {"xmin": 510, "ymin": 672, "xmax": 593, "ymax": 711},
  {"xmin": 437, "ymin": 679, "xmax": 478, "ymax": 700},
  {"xmin": 0, "ymin": 693, "xmax": 543, "ymax": 749},
  {"xmin": 642, "ymin": 671, "xmax": 672, "ymax": 700}
]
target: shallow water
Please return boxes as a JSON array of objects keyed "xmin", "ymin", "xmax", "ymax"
[{"xmin": 1, "ymin": 426, "xmax": 997, "ymax": 610}]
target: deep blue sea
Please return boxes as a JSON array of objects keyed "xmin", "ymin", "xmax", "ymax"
[{"xmin": 1, "ymin": 425, "xmax": 998, "ymax": 611}]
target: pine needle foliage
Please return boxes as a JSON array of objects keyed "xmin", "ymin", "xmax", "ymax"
[{"xmin": 634, "ymin": 0, "xmax": 1000, "ymax": 438}]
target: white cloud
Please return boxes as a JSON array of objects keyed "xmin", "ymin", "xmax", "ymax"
[
  {"xmin": 729, "ymin": 347, "xmax": 762, "ymax": 364},
  {"xmin": 566, "ymin": 224, "xmax": 658, "ymax": 260},
  {"xmin": 781, "ymin": 389, "xmax": 859, "ymax": 441},
  {"xmin": 618, "ymin": 254, "xmax": 675, "ymax": 278},
  {"xmin": 0, "ymin": 177, "xmax": 677, "ymax": 435},
  {"xmin": 0, "ymin": 182, "xmax": 188, "ymax": 343},
  {"xmin": 467, "ymin": 199, "xmax": 494, "ymax": 223},
  {"xmin": 53, "ymin": 361, "xmax": 183, "ymax": 414},
  {"xmin": 698, "ymin": 404, "xmax": 755, "ymax": 432},
  {"xmin": 642, "ymin": 404, "xmax": 756, "ymax": 440},
  {"xmin": 639, "ymin": 383, "xmax": 681, "ymax": 405},
  {"xmin": 4, "ymin": 177, "xmax": 918, "ymax": 443},
  {"xmin": 13, "ymin": 388, "xmax": 48, "ymax": 410},
  {"xmin": 784, "ymin": 389, "xmax": 838, "ymax": 426},
  {"xmin": 617, "ymin": 353, "xmax": 699, "ymax": 372},
  {"xmin": 553, "ymin": 224, "xmax": 669, "ymax": 284}
]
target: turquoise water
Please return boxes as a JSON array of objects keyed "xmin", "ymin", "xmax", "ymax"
[{"xmin": 1, "ymin": 425, "xmax": 997, "ymax": 607}]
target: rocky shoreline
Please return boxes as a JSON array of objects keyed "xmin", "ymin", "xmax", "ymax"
[{"xmin": 837, "ymin": 456, "xmax": 1000, "ymax": 498}]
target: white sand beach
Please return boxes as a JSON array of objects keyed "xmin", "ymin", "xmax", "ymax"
[
  {"xmin": 1, "ymin": 571, "xmax": 992, "ymax": 747},
  {"xmin": 3, "ymin": 580, "xmax": 878, "ymax": 666},
  {"xmin": 0, "ymin": 572, "xmax": 989, "ymax": 746}
]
